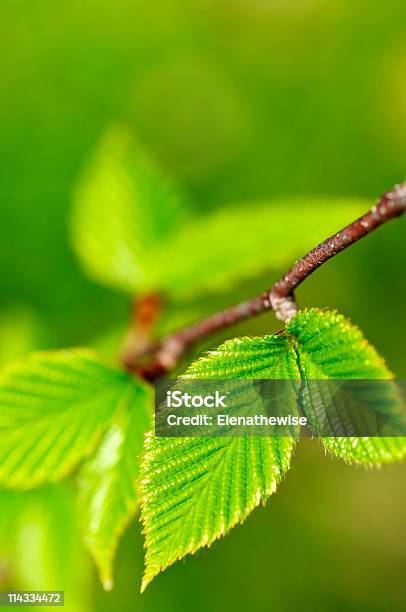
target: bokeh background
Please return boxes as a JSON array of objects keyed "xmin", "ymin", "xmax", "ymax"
[{"xmin": 1, "ymin": 0, "xmax": 406, "ymax": 610}]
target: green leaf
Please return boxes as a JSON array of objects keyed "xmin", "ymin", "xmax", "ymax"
[
  {"xmin": 286, "ymin": 309, "xmax": 406, "ymax": 465},
  {"xmin": 70, "ymin": 126, "xmax": 189, "ymax": 294},
  {"xmin": 0, "ymin": 349, "xmax": 140, "ymax": 489},
  {"xmin": 154, "ymin": 198, "xmax": 369, "ymax": 298},
  {"xmin": 286, "ymin": 309, "xmax": 392, "ymax": 379},
  {"xmin": 77, "ymin": 382, "xmax": 152, "ymax": 591},
  {"xmin": 140, "ymin": 335, "xmax": 299, "ymax": 591}
]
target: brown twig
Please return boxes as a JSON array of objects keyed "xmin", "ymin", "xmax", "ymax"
[
  {"xmin": 269, "ymin": 181, "xmax": 406, "ymax": 320},
  {"xmin": 120, "ymin": 293, "xmax": 161, "ymax": 370},
  {"xmin": 125, "ymin": 181, "xmax": 406, "ymax": 381}
]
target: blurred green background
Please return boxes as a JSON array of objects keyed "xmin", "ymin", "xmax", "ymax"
[{"xmin": 1, "ymin": 0, "xmax": 406, "ymax": 610}]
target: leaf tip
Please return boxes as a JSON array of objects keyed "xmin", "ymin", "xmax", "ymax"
[
  {"xmin": 102, "ymin": 577, "xmax": 114, "ymax": 592},
  {"xmin": 140, "ymin": 573, "xmax": 153, "ymax": 593},
  {"xmin": 92, "ymin": 552, "xmax": 115, "ymax": 592}
]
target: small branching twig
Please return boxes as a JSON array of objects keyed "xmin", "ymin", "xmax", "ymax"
[
  {"xmin": 120, "ymin": 293, "xmax": 161, "ymax": 370},
  {"xmin": 124, "ymin": 181, "xmax": 406, "ymax": 381}
]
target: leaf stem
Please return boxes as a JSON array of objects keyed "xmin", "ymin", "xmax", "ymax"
[{"xmin": 126, "ymin": 181, "xmax": 406, "ymax": 381}]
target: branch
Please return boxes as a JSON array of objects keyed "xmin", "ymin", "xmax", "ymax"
[{"xmin": 126, "ymin": 181, "xmax": 406, "ymax": 381}]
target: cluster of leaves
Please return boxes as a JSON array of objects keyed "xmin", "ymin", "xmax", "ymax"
[
  {"xmin": 0, "ymin": 350, "xmax": 151, "ymax": 590},
  {"xmin": 71, "ymin": 126, "xmax": 369, "ymax": 300},
  {"xmin": 140, "ymin": 308, "xmax": 406, "ymax": 589},
  {"xmin": 1, "ymin": 126, "xmax": 405, "ymax": 593}
]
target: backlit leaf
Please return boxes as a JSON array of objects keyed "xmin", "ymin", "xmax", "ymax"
[
  {"xmin": 0, "ymin": 349, "xmax": 140, "ymax": 488},
  {"xmin": 70, "ymin": 126, "xmax": 188, "ymax": 294},
  {"xmin": 77, "ymin": 382, "xmax": 152, "ymax": 590},
  {"xmin": 286, "ymin": 309, "xmax": 406, "ymax": 465},
  {"xmin": 155, "ymin": 199, "xmax": 369, "ymax": 298},
  {"xmin": 140, "ymin": 334, "xmax": 299, "ymax": 591}
]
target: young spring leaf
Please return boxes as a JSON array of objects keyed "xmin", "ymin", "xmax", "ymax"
[
  {"xmin": 286, "ymin": 309, "xmax": 406, "ymax": 465},
  {"xmin": 70, "ymin": 126, "xmax": 189, "ymax": 294},
  {"xmin": 0, "ymin": 349, "xmax": 145, "ymax": 489},
  {"xmin": 77, "ymin": 383, "xmax": 152, "ymax": 591},
  {"xmin": 154, "ymin": 198, "xmax": 368, "ymax": 298},
  {"xmin": 140, "ymin": 335, "xmax": 300, "ymax": 591}
]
